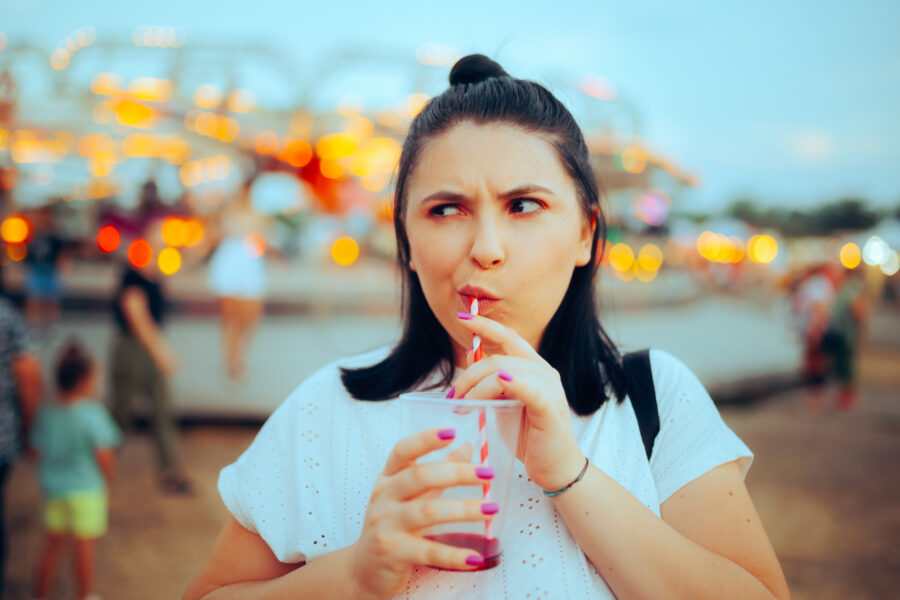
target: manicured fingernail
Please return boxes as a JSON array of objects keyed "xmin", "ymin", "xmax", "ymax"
[
  {"xmin": 445, "ymin": 386, "xmax": 455, "ymax": 399},
  {"xmin": 466, "ymin": 554, "xmax": 485, "ymax": 566},
  {"xmin": 498, "ymin": 369, "xmax": 513, "ymax": 382},
  {"xmin": 475, "ymin": 466, "xmax": 495, "ymax": 479},
  {"xmin": 456, "ymin": 311, "xmax": 473, "ymax": 320},
  {"xmin": 466, "ymin": 346, "xmax": 473, "ymax": 354},
  {"xmin": 481, "ymin": 502, "xmax": 500, "ymax": 515},
  {"xmin": 437, "ymin": 428, "xmax": 456, "ymax": 440}
]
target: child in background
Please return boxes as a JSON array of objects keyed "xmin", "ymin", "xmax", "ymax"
[{"xmin": 31, "ymin": 339, "xmax": 120, "ymax": 600}]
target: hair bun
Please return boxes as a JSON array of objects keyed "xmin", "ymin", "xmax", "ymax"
[{"xmin": 449, "ymin": 54, "xmax": 509, "ymax": 86}]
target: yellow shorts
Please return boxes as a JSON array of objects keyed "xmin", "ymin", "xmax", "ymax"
[{"xmin": 43, "ymin": 490, "xmax": 108, "ymax": 539}]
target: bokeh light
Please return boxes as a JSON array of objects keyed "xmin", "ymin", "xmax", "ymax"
[
  {"xmin": 280, "ymin": 139, "xmax": 313, "ymax": 168},
  {"xmin": 862, "ymin": 236, "xmax": 890, "ymax": 266},
  {"xmin": 637, "ymin": 243, "xmax": 664, "ymax": 272},
  {"xmin": 162, "ymin": 217, "xmax": 189, "ymax": 247},
  {"xmin": 748, "ymin": 235, "xmax": 778, "ymax": 264},
  {"xmin": 158, "ymin": 247, "xmax": 182, "ymax": 275},
  {"xmin": 609, "ymin": 243, "xmax": 635, "ymax": 272},
  {"xmin": 331, "ymin": 236, "xmax": 360, "ymax": 266},
  {"xmin": 319, "ymin": 159, "xmax": 344, "ymax": 179},
  {"xmin": 881, "ymin": 250, "xmax": 900, "ymax": 276},
  {"xmin": 1, "ymin": 216, "xmax": 30, "ymax": 244},
  {"xmin": 6, "ymin": 243, "xmax": 27, "ymax": 262},
  {"xmin": 839, "ymin": 242, "xmax": 861, "ymax": 269},
  {"xmin": 620, "ymin": 147, "xmax": 647, "ymax": 174},
  {"xmin": 97, "ymin": 225, "xmax": 121, "ymax": 253},
  {"xmin": 128, "ymin": 239, "xmax": 153, "ymax": 268},
  {"xmin": 315, "ymin": 133, "xmax": 359, "ymax": 160},
  {"xmin": 184, "ymin": 219, "xmax": 205, "ymax": 247}
]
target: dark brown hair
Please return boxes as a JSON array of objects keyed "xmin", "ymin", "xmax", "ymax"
[
  {"xmin": 56, "ymin": 337, "xmax": 94, "ymax": 393},
  {"xmin": 341, "ymin": 54, "xmax": 626, "ymax": 414}
]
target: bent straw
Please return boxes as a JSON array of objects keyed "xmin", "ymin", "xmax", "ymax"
[{"xmin": 469, "ymin": 296, "xmax": 494, "ymax": 540}]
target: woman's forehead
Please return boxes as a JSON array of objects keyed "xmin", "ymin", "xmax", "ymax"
[{"xmin": 409, "ymin": 122, "xmax": 574, "ymax": 197}]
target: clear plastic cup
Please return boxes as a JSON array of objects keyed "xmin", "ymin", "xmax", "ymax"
[{"xmin": 398, "ymin": 391, "xmax": 525, "ymax": 571}]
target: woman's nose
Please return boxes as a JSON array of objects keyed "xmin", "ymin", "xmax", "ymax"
[{"xmin": 469, "ymin": 216, "xmax": 505, "ymax": 268}]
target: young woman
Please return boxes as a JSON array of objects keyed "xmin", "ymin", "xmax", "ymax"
[
  {"xmin": 206, "ymin": 181, "xmax": 270, "ymax": 381},
  {"xmin": 185, "ymin": 55, "xmax": 790, "ymax": 600}
]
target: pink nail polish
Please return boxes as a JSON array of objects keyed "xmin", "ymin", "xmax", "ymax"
[
  {"xmin": 445, "ymin": 386, "xmax": 455, "ymax": 399},
  {"xmin": 475, "ymin": 466, "xmax": 495, "ymax": 479},
  {"xmin": 456, "ymin": 311, "xmax": 473, "ymax": 320},
  {"xmin": 437, "ymin": 428, "xmax": 456, "ymax": 440},
  {"xmin": 466, "ymin": 554, "xmax": 485, "ymax": 566},
  {"xmin": 481, "ymin": 502, "xmax": 500, "ymax": 515},
  {"xmin": 498, "ymin": 369, "xmax": 513, "ymax": 382}
]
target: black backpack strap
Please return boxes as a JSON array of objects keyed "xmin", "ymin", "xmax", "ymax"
[{"xmin": 623, "ymin": 349, "xmax": 659, "ymax": 461}]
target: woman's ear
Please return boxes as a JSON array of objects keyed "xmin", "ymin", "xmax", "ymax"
[{"xmin": 575, "ymin": 216, "xmax": 596, "ymax": 267}]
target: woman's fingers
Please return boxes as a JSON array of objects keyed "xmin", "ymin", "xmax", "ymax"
[
  {"xmin": 449, "ymin": 355, "xmax": 535, "ymax": 400},
  {"xmin": 417, "ymin": 442, "xmax": 474, "ymax": 500},
  {"xmin": 381, "ymin": 428, "xmax": 457, "ymax": 477},
  {"xmin": 463, "ymin": 376, "xmax": 506, "ymax": 402},
  {"xmin": 400, "ymin": 497, "xmax": 497, "ymax": 531},
  {"xmin": 456, "ymin": 313, "xmax": 541, "ymax": 361},
  {"xmin": 395, "ymin": 533, "xmax": 488, "ymax": 571},
  {"xmin": 446, "ymin": 441, "xmax": 474, "ymax": 463},
  {"xmin": 389, "ymin": 461, "xmax": 494, "ymax": 501}
]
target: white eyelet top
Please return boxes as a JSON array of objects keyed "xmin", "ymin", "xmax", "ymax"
[{"xmin": 218, "ymin": 347, "xmax": 752, "ymax": 599}]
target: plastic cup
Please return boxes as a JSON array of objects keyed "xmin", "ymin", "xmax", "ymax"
[{"xmin": 398, "ymin": 391, "xmax": 524, "ymax": 571}]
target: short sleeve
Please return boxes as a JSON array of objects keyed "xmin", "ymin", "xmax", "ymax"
[
  {"xmin": 217, "ymin": 402, "xmax": 294, "ymax": 535},
  {"xmin": 82, "ymin": 403, "xmax": 121, "ymax": 448},
  {"xmin": 216, "ymin": 371, "xmax": 315, "ymax": 564},
  {"xmin": 648, "ymin": 349, "xmax": 753, "ymax": 505}
]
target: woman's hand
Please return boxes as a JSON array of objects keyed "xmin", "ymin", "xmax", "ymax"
[
  {"xmin": 452, "ymin": 312, "xmax": 586, "ymax": 492},
  {"xmin": 349, "ymin": 428, "xmax": 497, "ymax": 600}
]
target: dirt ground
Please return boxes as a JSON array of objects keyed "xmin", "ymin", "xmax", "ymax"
[{"xmin": 5, "ymin": 348, "xmax": 899, "ymax": 600}]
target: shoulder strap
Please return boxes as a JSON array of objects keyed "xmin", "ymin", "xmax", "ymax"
[{"xmin": 623, "ymin": 349, "xmax": 659, "ymax": 461}]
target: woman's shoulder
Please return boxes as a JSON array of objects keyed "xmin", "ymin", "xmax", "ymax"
[
  {"xmin": 647, "ymin": 348, "xmax": 702, "ymax": 394},
  {"xmin": 644, "ymin": 348, "xmax": 716, "ymax": 417}
]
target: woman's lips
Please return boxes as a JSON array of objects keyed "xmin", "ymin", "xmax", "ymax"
[{"xmin": 460, "ymin": 294, "xmax": 498, "ymax": 313}]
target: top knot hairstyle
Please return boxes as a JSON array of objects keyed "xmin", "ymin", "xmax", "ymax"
[
  {"xmin": 448, "ymin": 54, "xmax": 509, "ymax": 85},
  {"xmin": 341, "ymin": 54, "xmax": 627, "ymax": 415}
]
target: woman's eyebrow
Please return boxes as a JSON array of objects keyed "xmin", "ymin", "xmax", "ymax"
[{"xmin": 419, "ymin": 184, "xmax": 556, "ymax": 205}]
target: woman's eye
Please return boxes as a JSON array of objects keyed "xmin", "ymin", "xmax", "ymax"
[
  {"xmin": 430, "ymin": 204, "xmax": 462, "ymax": 217},
  {"xmin": 509, "ymin": 198, "xmax": 543, "ymax": 214}
]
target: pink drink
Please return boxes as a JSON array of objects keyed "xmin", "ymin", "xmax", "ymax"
[{"xmin": 425, "ymin": 533, "xmax": 501, "ymax": 571}]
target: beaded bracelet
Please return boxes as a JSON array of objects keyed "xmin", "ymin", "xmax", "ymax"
[{"xmin": 542, "ymin": 456, "xmax": 590, "ymax": 497}]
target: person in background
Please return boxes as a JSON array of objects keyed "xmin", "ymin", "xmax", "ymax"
[
  {"xmin": 110, "ymin": 231, "xmax": 194, "ymax": 495},
  {"xmin": 0, "ymin": 294, "xmax": 41, "ymax": 597},
  {"xmin": 24, "ymin": 204, "xmax": 67, "ymax": 338},
  {"xmin": 206, "ymin": 180, "xmax": 269, "ymax": 381},
  {"xmin": 31, "ymin": 339, "xmax": 119, "ymax": 600},
  {"xmin": 822, "ymin": 266, "xmax": 869, "ymax": 412},
  {"xmin": 793, "ymin": 263, "xmax": 836, "ymax": 414}
]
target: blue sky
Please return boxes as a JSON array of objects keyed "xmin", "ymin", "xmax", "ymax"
[{"xmin": 2, "ymin": 0, "xmax": 899, "ymax": 212}]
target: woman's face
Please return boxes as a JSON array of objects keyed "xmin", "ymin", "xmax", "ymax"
[{"xmin": 404, "ymin": 121, "xmax": 594, "ymax": 367}]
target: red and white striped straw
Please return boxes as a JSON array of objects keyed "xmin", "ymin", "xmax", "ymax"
[{"xmin": 469, "ymin": 296, "xmax": 494, "ymax": 539}]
